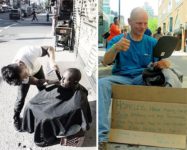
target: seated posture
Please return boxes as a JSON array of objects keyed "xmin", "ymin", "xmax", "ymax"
[
  {"xmin": 99, "ymin": 7, "xmax": 171, "ymax": 149},
  {"xmin": 21, "ymin": 68, "xmax": 92, "ymax": 147},
  {"xmin": 1, "ymin": 45, "xmax": 59, "ymax": 131}
]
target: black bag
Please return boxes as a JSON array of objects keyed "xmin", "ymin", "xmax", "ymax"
[
  {"xmin": 142, "ymin": 36, "xmax": 179, "ymax": 86},
  {"xmin": 102, "ymin": 31, "xmax": 110, "ymax": 39},
  {"xmin": 142, "ymin": 67, "xmax": 165, "ymax": 86}
]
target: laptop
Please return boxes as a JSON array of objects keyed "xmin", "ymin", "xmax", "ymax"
[{"xmin": 153, "ymin": 36, "xmax": 179, "ymax": 60}]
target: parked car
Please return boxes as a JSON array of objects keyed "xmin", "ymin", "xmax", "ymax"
[
  {"xmin": 21, "ymin": 6, "xmax": 32, "ymax": 17},
  {"xmin": 9, "ymin": 9, "xmax": 21, "ymax": 20},
  {"xmin": 0, "ymin": 7, "xmax": 5, "ymax": 13}
]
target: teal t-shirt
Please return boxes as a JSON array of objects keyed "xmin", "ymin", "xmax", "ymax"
[{"xmin": 107, "ymin": 33, "xmax": 157, "ymax": 77}]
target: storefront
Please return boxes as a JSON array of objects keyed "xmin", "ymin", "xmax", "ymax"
[{"xmin": 51, "ymin": 0, "xmax": 97, "ymax": 90}]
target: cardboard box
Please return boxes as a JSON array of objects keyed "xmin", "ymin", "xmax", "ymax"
[
  {"xmin": 109, "ymin": 84, "xmax": 187, "ymax": 149},
  {"xmin": 109, "ymin": 129, "xmax": 186, "ymax": 149}
]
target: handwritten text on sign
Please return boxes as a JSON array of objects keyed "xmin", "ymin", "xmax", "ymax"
[{"xmin": 112, "ymin": 99, "xmax": 187, "ymax": 134}]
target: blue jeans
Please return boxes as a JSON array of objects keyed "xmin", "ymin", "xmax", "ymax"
[{"xmin": 98, "ymin": 74, "xmax": 144, "ymax": 142}]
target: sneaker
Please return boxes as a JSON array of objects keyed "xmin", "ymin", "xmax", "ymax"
[
  {"xmin": 13, "ymin": 116, "xmax": 22, "ymax": 131},
  {"xmin": 99, "ymin": 142, "xmax": 107, "ymax": 150}
]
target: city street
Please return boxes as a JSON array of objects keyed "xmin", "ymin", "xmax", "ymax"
[{"xmin": 0, "ymin": 13, "xmax": 96, "ymax": 150}]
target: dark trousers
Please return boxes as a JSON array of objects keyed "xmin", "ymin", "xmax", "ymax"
[
  {"xmin": 14, "ymin": 67, "xmax": 45, "ymax": 115},
  {"xmin": 32, "ymin": 15, "xmax": 38, "ymax": 21}
]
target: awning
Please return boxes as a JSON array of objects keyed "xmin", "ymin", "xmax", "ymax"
[{"xmin": 2, "ymin": 4, "xmax": 8, "ymax": 7}]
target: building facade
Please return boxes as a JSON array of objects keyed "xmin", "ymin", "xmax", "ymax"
[
  {"xmin": 53, "ymin": 0, "xmax": 97, "ymax": 90},
  {"xmin": 98, "ymin": 0, "xmax": 124, "ymax": 46},
  {"xmin": 143, "ymin": 2, "xmax": 154, "ymax": 18},
  {"xmin": 158, "ymin": 0, "xmax": 187, "ymax": 51}
]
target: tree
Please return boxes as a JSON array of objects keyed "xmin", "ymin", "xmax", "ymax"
[{"xmin": 148, "ymin": 17, "xmax": 158, "ymax": 34}]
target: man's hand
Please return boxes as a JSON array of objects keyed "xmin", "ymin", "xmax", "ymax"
[
  {"xmin": 47, "ymin": 79, "xmax": 60, "ymax": 85},
  {"xmin": 153, "ymin": 59, "xmax": 171, "ymax": 69},
  {"xmin": 50, "ymin": 63, "xmax": 60, "ymax": 72},
  {"xmin": 103, "ymin": 34, "xmax": 130, "ymax": 66},
  {"xmin": 113, "ymin": 37, "xmax": 130, "ymax": 53}
]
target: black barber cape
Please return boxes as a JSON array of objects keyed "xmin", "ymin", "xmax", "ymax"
[{"xmin": 21, "ymin": 84, "xmax": 92, "ymax": 146}]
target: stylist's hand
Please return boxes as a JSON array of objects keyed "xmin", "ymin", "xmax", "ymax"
[
  {"xmin": 153, "ymin": 59, "xmax": 171, "ymax": 69},
  {"xmin": 114, "ymin": 35, "xmax": 130, "ymax": 52},
  {"xmin": 47, "ymin": 79, "xmax": 60, "ymax": 85},
  {"xmin": 50, "ymin": 63, "xmax": 60, "ymax": 72}
]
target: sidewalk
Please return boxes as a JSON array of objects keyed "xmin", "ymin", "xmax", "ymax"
[
  {"xmin": 18, "ymin": 13, "xmax": 52, "ymax": 25},
  {"xmin": 172, "ymin": 50, "xmax": 187, "ymax": 56}
]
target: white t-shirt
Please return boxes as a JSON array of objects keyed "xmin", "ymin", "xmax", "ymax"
[{"xmin": 12, "ymin": 46, "xmax": 43, "ymax": 83}]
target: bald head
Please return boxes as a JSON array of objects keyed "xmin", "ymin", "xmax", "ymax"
[
  {"xmin": 128, "ymin": 7, "xmax": 149, "ymax": 38},
  {"xmin": 130, "ymin": 7, "xmax": 148, "ymax": 20}
]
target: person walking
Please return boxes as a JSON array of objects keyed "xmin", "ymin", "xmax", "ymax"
[
  {"xmin": 107, "ymin": 17, "xmax": 121, "ymax": 42},
  {"xmin": 153, "ymin": 27, "xmax": 163, "ymax": 40},
  {"xmin": 31, "ymin": 9, "xmax": 38, "ymax": 22}
]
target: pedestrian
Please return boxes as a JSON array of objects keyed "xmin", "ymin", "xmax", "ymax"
[
  {"xmin": 107, "ymin": 17, "xmax": 121, "ymax": 42},
  {"xmin": 46, "ymin": 10, "xmax": 49, "ymax": 22},
  {"xmin": 153, "ymin": 27, "xmax": 163, "ymax": 40},
  {"xmin": 98, "ymin": 7, "xmax": 171, "ymax": 149},
  {"xmin": 31, "ymin": 9, "xmax": 38, "ymax": 22},
  {"xmin": 1, "ymin": 45, "xmax": 60, "ymax": 131},
  {"xmin": 144, "ymin": 27, "xmax": 152, "ymax": 36}
]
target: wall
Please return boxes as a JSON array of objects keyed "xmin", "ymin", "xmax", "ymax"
[
  {"xmin": 73, "ymin": 0, "xmax": 97, "ymax": 88},
  {"xmin": 158, "ymin": 0, "xmax": 187, "ymax": 51}
]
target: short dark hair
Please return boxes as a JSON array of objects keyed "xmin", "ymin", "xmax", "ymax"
[
  {"xmin": 67, "ymin": 68, "xmax": 81, "ymax": 83},
  {"xmin": 1, "ymin": 64, "xmax": 22, "ymax": 86},
  {"xmin": 157, "ymin": 27, "xmax": 162, "ymax": 34},
  {"xmin": 113, "ymin": 17, "xmax": 118, "ymax": 23}
]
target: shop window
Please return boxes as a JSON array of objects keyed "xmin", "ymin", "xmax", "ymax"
[
  {"xmin": 158, "ymin": 0, "xmax": 162, "ymax": 7},
  {"xmin": 168, "ymin": 0, "xmax": 172, "ymax": 12},
  {"xmin": 175, "ymin": 0, "xmax": 182, "ymax": 5},
  {"xmin": 169, "ymin": 17, "xmax": 173, "ymax": 32},
  {"xmin": 163, "ymin": 23, "xmax": 166, "ymax": 34}
]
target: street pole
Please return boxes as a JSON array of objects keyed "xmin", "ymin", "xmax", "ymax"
[{"xmin": 119, "ymin": 0, "xmax": 120, "ymax": 21}]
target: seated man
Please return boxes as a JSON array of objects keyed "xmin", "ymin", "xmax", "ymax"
[
  {"xmin": 21, "ymin": 68, "xmax": 92, "ymax": 147},
  {"xmin": 98, "ymin": 7, "xmax": 170, "ymax": 149}
]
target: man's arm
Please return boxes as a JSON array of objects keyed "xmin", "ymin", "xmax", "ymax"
[
  {"xmin": 153, "ymin": 59, "xmax": 171, "ymax": 69},
  {"xmin": 41, "ymin": 46, "xmax": 59, "ymax": 71},
  {"xmin": 103, "ymin": 45, "xmax": 118, "ymax": 65},
  {"xmin": 103, "ymin": 36, "xmax": 130, "ymax": 65},
  {"xmin": 28, "ymin": 76, "xmax": 60, "ymax": 86},
  {"xmin": 28, "ymin": 76, "xmax": 46, "ymax": 85}
]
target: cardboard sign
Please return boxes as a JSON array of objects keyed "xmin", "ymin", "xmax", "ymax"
[
  {"xmin": 110, "ymin": 84, "xmax": 187, "ymax": 148},
  {"xmin": 112, "ymin": 99, "xmax": 187, "ymax": 134},
  {"xmin": 112, "ymin": 85, "xmax": 187, "ymax": 104},
  {"xmin": 109, "ymin": 129, "xmax": 186, "ymax": 149}
]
